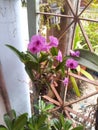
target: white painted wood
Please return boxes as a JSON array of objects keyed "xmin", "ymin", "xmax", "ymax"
[
  {"xmin": 0, "ymin": 95, "xmax": 6, "ymax": 125},
  {"xmin": 27, "ymin": 0, "xmax": 39, "ymax": 39},
  {"xmin": 0, "ymin": 0, "xmax": 31, "ymax": 118}
]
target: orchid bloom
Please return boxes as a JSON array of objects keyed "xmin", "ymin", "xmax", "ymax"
[
  {"xmin": 28, "ymin": 35, "xmax": 59, "ymax": 54},
  {"xmin": 63, "ymin": 77, "xmax": 69, "ymax": 86},
  {"xmin": 56, "ymin": 50, "xmax": 62, "ymax": 62},
  {"xmin": 49, "ymin": 36, "xmax": 59, "ymax": 48},
  {"xmin": 70, "ymin": 50, "xmax": 80, "ymax": 57},
  {"xmin": 28, "ymin": 35, "xmax": 47, "ymax": 54},
  {"xmin": 66, "ymin": 58, "xmax": 78, "ymax": 69}
]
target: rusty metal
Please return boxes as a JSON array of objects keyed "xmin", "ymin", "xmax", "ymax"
[
  {"xmin": 36, "ymin": 11, "xmax": 74, "ymax": 18},
  {"xmin": 64, "ymin": 90, "xmax": 98, "ymax": 107},
  {"xmin": 80, "ymin": 17, "xmax": 98, "ymax": 23},
  {"xmin": 78, "ymin": 0, "xmax": 93, "ymax": 17},
  {"xmin": 78, "ymin": 20, "xmax": 93, "ymax": 52},
  {"xmin": 68, "ymin": 71, "xmax": 98, "ymax": 86}
]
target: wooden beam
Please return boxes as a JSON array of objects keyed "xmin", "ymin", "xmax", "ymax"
[{"xmin": 0, "ymin": 62, "xmax": 11, "ymax": 114}]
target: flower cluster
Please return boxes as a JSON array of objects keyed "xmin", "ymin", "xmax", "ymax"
[
  {"xmin": 28, "ymin": 35, "xmax": 58, "ymax": 54},
  {"xmin": 7, "ymin": 35, "xmax": 98, "ymax": 97},
  {"xmin": 27, "ymin": 34, "xmax": 80, "ymax": 89}
]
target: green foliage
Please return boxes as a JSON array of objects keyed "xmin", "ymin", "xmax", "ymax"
[
  {"xmin": 28, "ymin": 114, "xmax": 49, "ymax": 130},
  {"xmin": 70, "ymin": 76, "xmax": 80, "ymax": 97},
  {"xmin": 0, "ymin": 101, "xmax": 84, "ymax": 130},
  {"xmin": 0, "ymin": 110, "xmax": 28, "ymax": 130},
  {"xmin": 73, "ymin": 6, "xmax": 98, "ymax": 53},
  {"xmin": 6, "ymin": 44, "xmax": 68, "ymax": 96},
  {"xmin": 73, "ymin": 49, "xmax": 98, "ymax": 72},
  {"xmin": 35, "ymin": 99, "xmax": 55, "ymax": 114},
  {"xmin": 6, "ymin": 43, "xmax": 98, "ymax": 98},
  {"xmin": 73, "ymin": 25, "xmax": 82, "ymax": 49},
  {"xmin": 52, "ymin": 114, "xmax": 84, "ymax": 130}
]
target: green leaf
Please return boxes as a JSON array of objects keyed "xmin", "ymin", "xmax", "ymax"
[
  {"xmin": 55, "ymin": 58, "xmax": 66, "ymax": 72},
  {"xmin": 76, "ymin": 49, "xmax": 98, "ymax": 66},
  {"xmin": 25, "ymin": 65, "xmax": 35, "ymax": 81},
  {"xmin": 39, "ymin": 125, "xmax": 49, "ymax": 130},
  {"xmin": 27, "ymin": 123, "xmax": 35, "ymax": 130},
  {"xmin": 6, "ymin": 44, "xmax": 26, "ymax": 63},
  {"xmin": 52, "ymin": 118, "xmax": 62, "ymax": 130},
  {"xmin": 39, "ymin": 100, "xmax": 46, "ymax": 111},
  {"xmin": 68, "ymin": 49, "xmax": 98, "ymax": 72},
  {"xmin": 50, "ymin": 47, "xmax": 58, "ymax": 56},
  {"xmin": 72, "ymin": 125, "xmax": 84, "ymax": 130},
  {"xmin": 74, "ymin": 56, "xmax": 98, "ymax": 72},
  {"xmin": 12, "ymin": 113, "xmax": 28, "ymax": 130},
  {"xmin": 0, "ymin": 125, "xmax": 7, "ymax": 130},
  {"xmin": 37, "ymin": 114, "xmax": 47, "ymax": 128},
  {"xmin": 63, "ymin": 120, "xmax": 72, "ymax": 130},
  {"xmin": 4, "ymin": 114, "xmax": 13, "ymax": 130},
  {"xmin": 80, "ymin": 68, "xmax": 94, "ymax": 80},
  {"xmin": 60, "ymin": 115, "xmax": 72, "ymax": 130},
  {"xmin": 43, "ymin": 104, "xmax": 54, "ymax": 111},
  {"xmin": 70, "ymin": 76, "xmax": 81, "ymax": 97},
  {"xmin": 27, "ymin": 52, "xmax": 38, "ymax": 63},
  {"xmin": 39, "ymin": 52, "xmax": 49, "ymax": 63},
  {"xmin": 73, "ymin": 25, "xmax": 82, "ymax": 49}
]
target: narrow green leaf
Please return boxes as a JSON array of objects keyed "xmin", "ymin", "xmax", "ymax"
[
  {"xmin": 43, "ymin": 104, "xmax": 54, "ymax": 111},
  {"xmin": 37, "ymin": 114, "xmax": 47, "ymax": 128},
  {"xmin": 80, "ymin": 68, "xmax": 94, "ymax": 80},
  {"xmin": 63, "ymin": 119, "xmax": 72, "ymax": 130},
  {"xmin": 0, "ymin": 125, "xmax": 7, "ymax": 130},
  {"xmin": 74, "ymin": 56, "xmax": 98, "ymax": 72},
  {"xmin": 76, "ymin": 49, "xmax": 98, "ymax": 66},
  {"xmin": 52, "ymin": 118, "xmax": 62, "ymax": 130},
  {"xmin": 28, "ymin": 123, "xmax": 35, "ymax": 130},
  {"xmin": 4, "ymin": 114, "xmax": 12, "ymax": 130},
  {"xmin": 72, "ymin": 125, "xmax": 84, "ymax": 130},
  {"xmin": 50, "ymin": 47, "xmax": 58, "ymax": 56},
  {"xmin": 39, "ymin": 53, "xmax": 49, "ymax": 63},
  {"xmin": 55, "ymin": 58, "xmax": 66, "ymax": 72},
  {"xmin": 60, "ymin": 115, "xmax": 72, "ymax": 130},
  {"xmin": 39, "ymin": 124, "xmax": 49, "ymax": 130},
  {"xmin": 12, "ymin": 113, "xmax": 28, "ymax": 130},
  {"xmin": 70, "ymin": 76, "xmax": 81, "ymax": 97},
  {"xmin": 27, "ymin": 52, "xmax": 38, "ymax": 63},
  {"xmin": 6, "ymin": 44, "xmax": 26, "ymax": 63}
]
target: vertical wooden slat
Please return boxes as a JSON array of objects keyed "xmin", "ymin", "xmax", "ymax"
[{"xmin": 0, "ymin": 62, "xmax": 11, "ymax": 114}]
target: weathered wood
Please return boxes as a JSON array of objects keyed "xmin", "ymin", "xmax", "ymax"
[{"xmin": 0, "ymin": 62, "xmax": 11, "ymax": 114}]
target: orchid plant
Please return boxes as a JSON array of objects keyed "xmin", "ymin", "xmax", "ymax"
[{"xmin": 6, "ymin": 34, "xmax": 98, "ymax": 98}]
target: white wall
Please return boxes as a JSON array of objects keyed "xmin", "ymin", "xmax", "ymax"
[{"xmin": 0, "ymin": 0, "xmax": 31, "ymax": 117}]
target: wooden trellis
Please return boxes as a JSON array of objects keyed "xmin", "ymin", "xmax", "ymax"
[
  {"xmin": 35, "ymin": 0, "xmax": 98, "ymax": 126},
  {"xmin": 26, "ymin": 0, "xmax": 98, "ymax": 127},
  {"xmin": 37, "ymin": 0, "xmax": 98, "ymax": 51}
]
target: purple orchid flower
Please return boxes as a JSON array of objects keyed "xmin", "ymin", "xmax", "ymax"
[
  {"xmin": 56, "ymin": 50, "xmax": 62, "ymax": 62},
  {"xmin": 70, "ymin": 50, "xmax": 80, "ymax": 57},
  {"xmin": 49, "ymin": 36, "xmax": 59, "ymax": 48},
  {"xmin": 28, "ymin": 35, "xmax": 47, "ymax": 54},
  {"xmin": 66, "ymin": 58, "xmax": 78, "ymax": 69},
  {"xmin": 63, "ymin": 77, "xmax": 69, "ymax": 86}
]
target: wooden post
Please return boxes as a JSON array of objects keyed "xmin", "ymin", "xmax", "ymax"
[
  {"xmin": 0, "ymin": 62, "xmax": 11, "ymax": 115},
  {"xmin": 27, "ymin": 0, "xmax": 39, "ymax": 39},
  {"xmin": 27, "ymin": 0, "xmax": 40, "ymax": 114}
]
